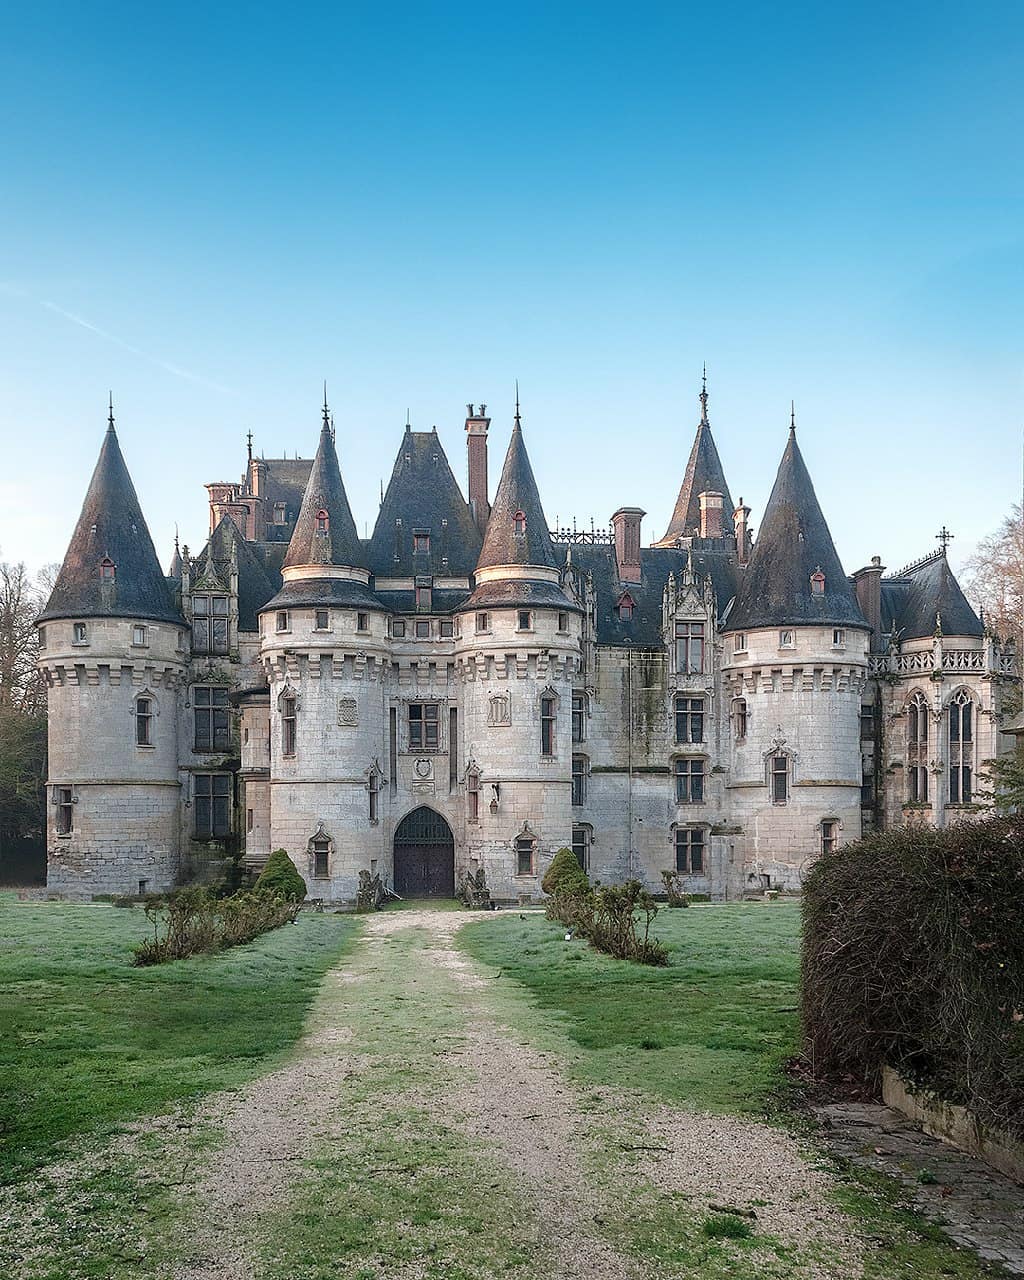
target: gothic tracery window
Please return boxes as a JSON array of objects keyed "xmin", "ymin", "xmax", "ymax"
[
  {"xmin": 948, "ymin": 690, "xmax": 974, "ymax": 804},
  {"xmin": 907, "ymin": 691, "xmax": 929, "ymax": 803}
]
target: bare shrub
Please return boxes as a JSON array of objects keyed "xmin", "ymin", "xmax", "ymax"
[{"xmin": 133, "ymin": 886, "xmax": 300, "ymax": 966}]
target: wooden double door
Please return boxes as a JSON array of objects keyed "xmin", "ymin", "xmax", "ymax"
[{"xmin": 393, "ymin": 806, "xmax": 455, "ymax": 898}]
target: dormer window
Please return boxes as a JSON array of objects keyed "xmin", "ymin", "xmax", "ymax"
[
  {"xmin": 99, "ymin": 557, "xmax": 115, "ymax": 581},
  {"xmin": 413, "ymin": 531, "xmax": 430, "ymax": 553},
  {"xmin": 513, "ymin": 510, "xmax": 527, "ymax": 535},
  {"xmin": 192, "ymin": 595, "xmax": 229, "ymax": 655},
  {"xmin": 273, "ymin": 503, "xmax": 287, "ymax": 525},
  {"xmin": 810, "ymin": 567, "xmax": 825, "ymax": 596},
  {"xmin": 73, "ymin": 622, "xmax": 88, "ymax": 645},
  {"xmin": 415, "ymin": 577, "xmax": 432, "ymax": 611},
  {"xmin": 315, "ymin": 509, "xmax": 329, "ymax": 533},
  {"xmin": 617, "ymin": 593, "xmax": 635, "ymax": 622}
]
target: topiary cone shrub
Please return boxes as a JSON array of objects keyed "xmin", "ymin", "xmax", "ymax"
[
  {"xmin": 255, "ymin": 849, "xmax": 307, "ymax": 903},
  {"xmin": 542, "ymin": 846, "xmax": 589, "ymax": 897},
  {"xmin": 802, "ymin": 814, "xmax": 1024, "ymax": 1143}
]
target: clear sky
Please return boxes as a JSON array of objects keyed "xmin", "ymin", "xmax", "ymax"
[{"xmin": 1, "ymin": 2, "xmax": 1022, "ymax": 584}]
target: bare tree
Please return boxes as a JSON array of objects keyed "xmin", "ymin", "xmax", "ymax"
[{"xmin": 963, "ymin": 502, "xmax": 1024, "ymax": 642}]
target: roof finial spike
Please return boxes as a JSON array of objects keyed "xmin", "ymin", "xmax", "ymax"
[
  {"xmin": 790, "ymin": 400, "xmax": 796, "ymax": 433},
  {"xmin": 406, "ymin": 407, "xmax": 411, "ymax": 428},
  {"xmin": 246, "ymin": 430, "xmax": 253, "ymax": 462},
  {"xmin": 936, "ymin": 525, "xmax": 954, "ymax": 555},
  {"xmin": 698, "ymin": 364, "xmax": 709, "ymax": 425},
  {"xmin": 514, "ymin": 379, "xmax": 521, "ymax": 427},
  {"xmin": 107, "ymin": 391, "xmax": 115, "ymax": 431},
  {"xmin": 322, "ymin": 381, "xmax": 330, "ymax": 430}
]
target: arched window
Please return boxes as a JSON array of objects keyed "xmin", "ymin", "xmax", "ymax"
[
  {"xmin": 617, "ymin": 592, "xmax": 635, "ymax": 622},
  {"xmin": 308, "ymin": 824, "xmax": 333, "ymax": 878},
  {"xmin": 906, "ymin": 691, "xmax": 929, "ymax": 803},
  {"xmin": 513, "ymin": 510, "xmax": 527, "ymax": 535},
  {"xmin": 810, "ymin": 567, "xmax": 825, "ymax": 596},
  {"xmin": 948, "ymin": 690, "xmax": 974, "ymax": 804},
  {"xmin": 315, "ymin": 508, "xmax": 329, "ymax": 533},
  {"xmin": 99, "ymin": 557, "xmax": 116, "ymax": 581}
]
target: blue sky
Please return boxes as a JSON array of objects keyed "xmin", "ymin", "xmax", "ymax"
[{"xmin": 1, "ymin": 1, "xmax": 1022, "ymax": 583}]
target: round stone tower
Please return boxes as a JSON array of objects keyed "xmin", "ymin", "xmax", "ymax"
[
  {"xmin": 456, "ymin": 403, "xmax": 582, "ymax": 899},
  {"xmin": 37, "ymin": 403, "xmax": 187, "ymax": 897},
  {"xmin": 721, "ymin": 414, "xmax": 870, "ymax": 894},
  {"xmin": 259, "ymin": 397, "xmax": 389, "ymax": 900}
]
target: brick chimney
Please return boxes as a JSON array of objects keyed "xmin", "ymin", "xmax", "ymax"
[
  {"xmin": 611, "ymin": 507, "xmax": 645, "ymax": 583},
  {"xmin": 698, "ymin": 491, "xmax": 724, "ymax": 539},
  {"xmin": 853, "ymin": 556, "xmax": 886, "ymax": 650},
  {"xmin": 733, "ymin": 497, "xmax": 752, "ymax": 565},
  {"xmin": 465, "ymin": 404, "xmax": 490, "ymax": 534}
]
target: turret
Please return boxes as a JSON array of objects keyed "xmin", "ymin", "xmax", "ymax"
[
  {"xmin": 258, "ymin": 393, "xmax": 387, "ymax": 900},
  {"xmin": 721, "ymin": 409, "xmax": 870, "ymax": 891},
  {"xmin": 457, "ymin": 398, "xmax": 581, "ymax": 897},
  {"xmin": 654, "ymin": 370, "xmax": 735, "ymax": 548},
  {"xmin": 37, "ymin": 401, "xmax": 186, "ymax": 896}
]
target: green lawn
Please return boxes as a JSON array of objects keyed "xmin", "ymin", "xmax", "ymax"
[
  {"xmin": 461, "ymin": 901, "xmax": 801, "ymax": 1115},
  {"xmin": 0, "ymin": 896, "xmax": 358, "ymax": 1181}
]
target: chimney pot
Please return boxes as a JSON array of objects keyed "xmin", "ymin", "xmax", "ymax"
[{"xmin": 611, "ymin": 507, "xmax": 645, "ymax": 583}]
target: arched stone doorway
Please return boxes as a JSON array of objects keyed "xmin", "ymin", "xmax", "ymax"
[{"xmin": 393, "ymin": 806, "xmax": 455, "ymax": 898}]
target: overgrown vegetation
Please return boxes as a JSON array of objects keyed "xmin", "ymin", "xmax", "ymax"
[
  {"xmin": 0, "ymin": 898, "xmax": 358, "ymax": 1180},
  {"xmin": 547, "ymin": 876, "xmax": 669, "ymax": 966},
  {"xmin": 802, "ymin": 815, "xmax": 1024, "ymax": 1141},
  {"xmin": 254, "ymin": 848, "xmax": 307, "ymax": 901},
  {"xmin": 541, "ymin": 845, "xmax": 589, "ymax": 896},
  {"xmin": 133, "ymin": 885, "xmax": 301, "ymax": 965}
]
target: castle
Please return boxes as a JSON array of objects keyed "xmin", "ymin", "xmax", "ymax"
[{"xmin": 37, "ymin": 382, "xmax": 1019, "ymax": 902}]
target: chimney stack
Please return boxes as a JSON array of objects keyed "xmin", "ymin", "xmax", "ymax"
[
  {"xmin": 853, "ymin": 556, "xmax": 886, "ymax": 651},
  {"xmin": 611, "ymin": 507, "xmax": 645, "ymax": 583},
  {"xmin": 733, "ymin": 497, "xmax": 752, "ymax": 565},
  {"xmin": 465, "ymin": 404, "xmax": 490, "ymax": 534},
  {"xmin": 698, "ymin": 491, "xmax": 724, "ymax": 540}
]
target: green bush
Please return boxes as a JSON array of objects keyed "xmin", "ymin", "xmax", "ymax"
[
  {"xmin": 133, "ymin": 886, "xmax": 301, "ymax": 966},
  {"xmin": 802, "ymin": 815, "xmax": 1024, "ymax": 1142},
  {"xmin": 546, "ymin": 875, "xmax": 668, "ymax": 967},
  {"xmin": 255, "ymin": 849, "xmax": 307, "ymax": 902},
  {"xmin": 541, "ymin": 846, "xmax": 589, "ymax": 897}
]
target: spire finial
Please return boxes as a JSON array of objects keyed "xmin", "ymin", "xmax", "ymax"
[
  {"xmin": 174, "ymin": 524, "xmax": 180, "ymax": 551},
  {"xmin": 108, "ymin": 391, "xmax": 115, "ymax": 431},
  {"xmin": 790, "ymin": 400, "xmax": 796, "ymax": 433},
  {"xmin": 406, "ymin": 407, "xmax": 411, "ymax": 428},
  {"xmin": 698, "ymin": 363, "xmax": 709, "ymax": 425},
  {"xmin": 936, "ymin": 525, "xmax": 954, "ymax": 554},
  {"xmin": 514, "ymin": 379, "xmax": 521, "ymax": 427},
  {"xmin": 322, "ymin": 382, "xmax": 330, "ymax": 430},
  {"xmin": 246, "ymin": 430, "xmax": 253, "ymax": 462}
]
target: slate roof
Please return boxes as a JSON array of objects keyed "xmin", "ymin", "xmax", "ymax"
[
  {"xmin": 40, "ymin": 419, "xmax": 183, "ymax": 625},
  {"xmin": 368, "ymin": 427, "xmax": 481, "ymax": 578},
  {"xmin": 657, "ymin": 393, "xmax": 735, "ymax": 545},
  {"xmin": 723, "ymin": 427, "xmax": 867, "ymax": 632},
  {"xmin": 283, "ymin": 417, "xmax": 365, "ymax": 570},
  {"xmin": 880, "ymin": 551, "xmax": 983, "ymax": 641},
  {"xmin": 476, "ymin": 418, "xmax": 558, "ymax": 572},
  {"xmin": 259, "ymin": 457, "xmax": 313, "ymax": 543},
  {"xmin": 566, "ymin": 543, "xmax": 738, "ymax": 646}
]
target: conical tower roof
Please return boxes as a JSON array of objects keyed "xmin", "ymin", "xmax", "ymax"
[
  {"xmin": 39, "ymin": 407, "xmax": 181, "ymax": 624},
  {"xmin": 656, "ymin": 375, "xmax": 734, "ymax": 545},
  {"xmin": 475, "ymin": 413, "xmax": 557, "ymax": 573},
  {"xmin": 724, "ymin": 419, "xmax": 866, "ymax": 632},
  {"xmin": 283, "ymin": 399, "xmax": 364, "ymax": 571}
]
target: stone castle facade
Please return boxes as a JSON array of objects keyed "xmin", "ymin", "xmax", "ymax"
[{"xmin": 38, "ymin": 384, "xmax": 1020, "ymax": 902}]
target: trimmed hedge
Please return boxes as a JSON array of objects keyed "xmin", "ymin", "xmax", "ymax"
[
  {"xmin": 802, "ymin": 815, "xmax": 1024, "ymax": 1142},
  {"xmin": 255, "ymin": 849, "xmax": 307, "ymax": 902},
  {"xmin": 542, "ymin": 846, "xmax": 589, "ymax": 897}
]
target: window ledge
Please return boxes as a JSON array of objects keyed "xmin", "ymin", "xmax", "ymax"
[
  {"xmin": 55, "ymin": 832, "xmax": 72, "ymax": 839},
  {"xmin": 136, "ymin": 745, "xmax": 155, "ymax": 751}
]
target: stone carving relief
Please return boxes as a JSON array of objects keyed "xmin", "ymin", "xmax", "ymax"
[
  {"xmin": 337, "ymin": 698, "xmax": 358, "ymax": 727},
  {"xmin": 488, "ymin": 691, "xmax": 512, "ymax": 727}
]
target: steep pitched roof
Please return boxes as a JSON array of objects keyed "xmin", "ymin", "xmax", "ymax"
[
  {"xmin": 476, "ymin": 417, "xmax": 557, "ymax": 572},
  {"xmin": 656, "ymin": 382, "xmax": 734, "ymax": 545},
  {"xmin": 724, "ymin": 426, "xmax": 866, "ymax": 632},
  {"xmin": 880, "ymin": 551, "xmax": 983, "ymax": 641},
  {"xmin": 368, "ymin": 427, "xmax": 482, "ymax": 577},
  {"xmin": 198, "ymin": 515, "xmax": 277, "ymax": 632},
  {"xmin": 39, "ymin": 417, "xmax": 182, "ymax": 625},
  {"xmin": 283, "ymin": 415, "xmax": 364, "ymax": 571}
]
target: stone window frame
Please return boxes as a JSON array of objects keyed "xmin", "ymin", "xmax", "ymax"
[
  {"xmin": 906, "ymin": 690, "xmax": 930, "ymax": 804},
  {"xmin": 539, "ymin": 687, "xmax": 560, "ymax": 759},
  {"xmin": 193, "ymin": 685, "xmax": 232, "ymax": 753},
  {"xmin": 571, "ymin": 690, "xmax": 588, "ymax": 744},
  {"xmin": 357, "ymin": 611, "xmax": 370, "ymax": 633},
  {"xmin": 572, "ymin": 823, "xmax": 592, "ymax": 873},
  {"xmin": 778, "ymin": 629, "xmax": 796, "ymax": 650},
  {"xmin": 820, "ymin": 816, "xmax": 841, "ymax": 855},
  {"xmin": 192, "ymin": 594, "xmax": 230, "ymax": 655},
  {"xmin": 673, "ymin": 754, "xmax": 707, "ymax": 805},
  {"xmin": 193, "ymin": 772, "xmax": 232, "ymax": 840},
  {"xmin": 947, "ymin": 686, "xmax": 976, "ymax": 805},
  {"xmin": 674, "ymin": 694, "xmax": 705, "ymax": 745},
  {"xmin": 768, "ymin": 751, "xmax": 791, "ymax": 804},
  {"xmin": 732, "ymin": 696, "xmax": 749, "ymax": 741},
  {"xmin": 517, "ymin": 609, "xmax": 534, "ymax": 632},
  {"xmin": 134, "ymin": 689, "xmax": 157, "ymax": 748},
  {"xmin": 674, "ymin": 619, "xmax": 705, "ymax": 675},
  {"xmin": 53, "ymin": 784, "xmax": 77, "ymax": 836},
  {"xmin": 278, "ymin": 684, "xmax": 299, "ymax": 758},
  {"xmin": 275, "ymin": 610, "xmax": 291, "ymax": 634},
  {"xmin": 513, "ymin": 823, "xmax": 538, "ymax": 877},
  {"xmin": 557, "ymin": 612, "xmax": 569, "ymax": 633},
  {"xmin": 132, "ymin": 624, "xmax": 149, "ymax": 648},
  {"xmin": 72, "ymin": 621, "xmax": 89, "ymax": 646},
  {"xmin": 673, "ymin": 824, "xmax": 707, "ymax": 875},
  {"xmin": 465, "ymin": 764, "xmax": 481, "ymax": 824},
  {"xmin": 475, "ymin": 611, "xmax": 491, "ymax": 634},
  {"xmin": 313, "ymin": 608, "xmax": 332, "ymax": 632},
  {"xmin": 571, "ymin": 753, "xmax": 588, "ymax": 806},
  {"xmin": 440, "ymin": 617, "xmax": 455, "ymax": 639},
  {"xmin": 832, "ymin": 628, "xmax": 847, "ymax": 649},
  {"xmin": 407, "ymin": 701, "xmax": 442, "ymax": 752},
  {"xmin": 391, "ymin": 618, "xmax": 407, "ymax": 639},
  {"xmin": 733, "ymin": 632, "xmax": 747, "ymax": 654},
  {"xmin": 308, "ymin": 823, "xmax": 334, "ymax": 879}
]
